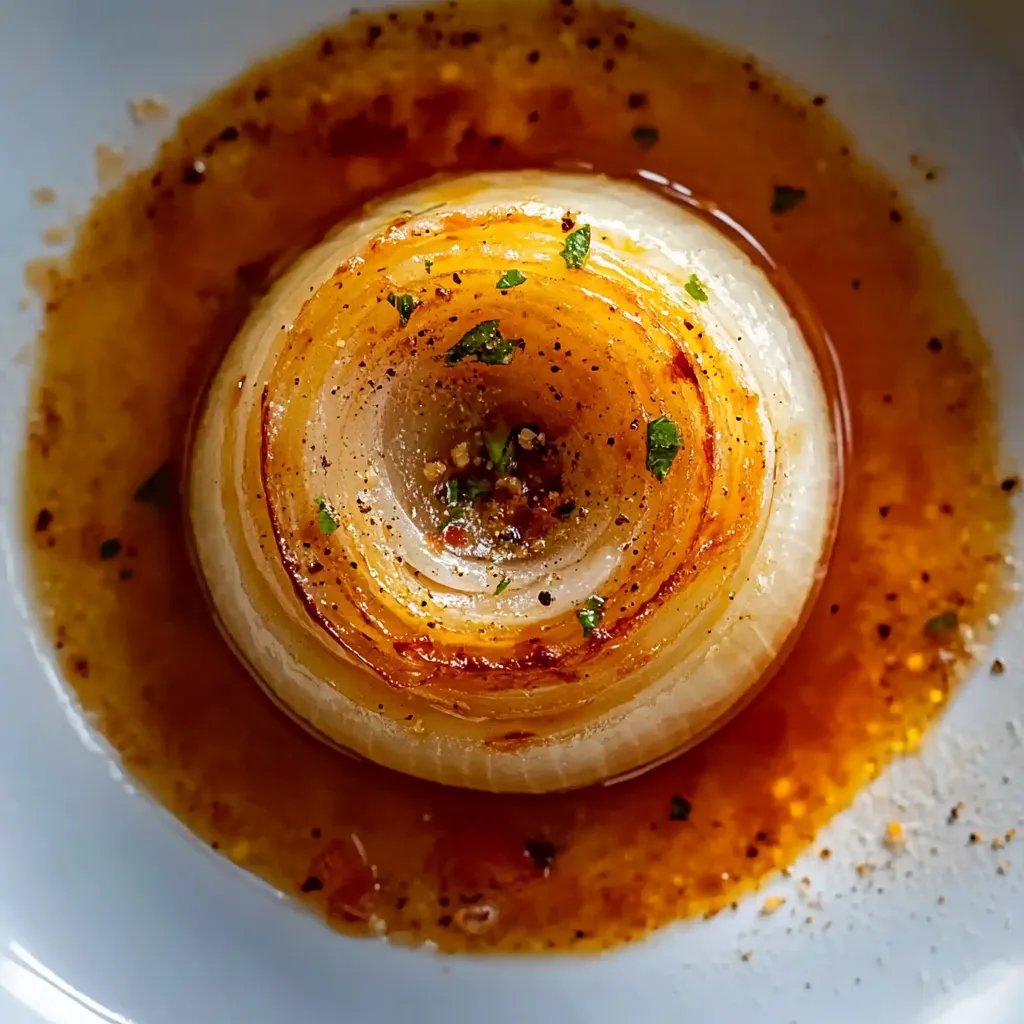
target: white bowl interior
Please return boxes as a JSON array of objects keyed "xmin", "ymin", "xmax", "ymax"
[{"xmin": 1, "ymin": 1, "xmax": 1023, "ymax": 1021}]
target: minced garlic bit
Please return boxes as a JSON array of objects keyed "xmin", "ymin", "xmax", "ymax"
[
  {"xmin": 517, "ymin": 427, "xmax": 545, "ymax": 450},
  {"xmin": 423, "ymin": 460, "xmax": 446, "ymax": 483},
  {"xmin": 761, "ymin": 896, "xmax": 786, "ymax": 915},
  {"xmin": 771, "ymin": 777, "xmax": 793, "ymax": 800},
  {"xmin": 451, "ymin": 442, "xmax": 470, "ymax": 469},
  {"xmin": 128, "ymin": 96, "xmax": 168, "ymax": 125},
  {"xmin": 905, "ymin": 652, "xmax": 926, "ymax": 672}
]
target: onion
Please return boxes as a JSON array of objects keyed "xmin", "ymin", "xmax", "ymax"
[{"xmin": 189, "ymin": 171, "xmax": 839, "ymax": 793}]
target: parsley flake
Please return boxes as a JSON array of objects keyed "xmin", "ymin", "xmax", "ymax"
[
  {"xmin": 578, "ymin": 594, "xmax": 606, "ymax": 637},
  {"xmin": 485, "ymin": 430, "xmax": 517, "ymax": 473},
  {"xmin": 495, "ymin": 576, "xmax": 511, "ymax": 595},
  {"xmin": 496, "ymin": 269, "xmax": 527, "ymax": 289},
  {"xmin": 771, "ymin": 185, "xmax": 807, "ymax": 214},
  {"xmin": 387, "ymin": 291, "xmax": 420, "ymax": 327},
  {"xmin": 99, "ymin": 538, "xmax": 122, "ymax": 560},
  {"xmin": 559, "ymin": 225, "xmax": 591, "ymax": 269},
  {"xmin": 632, "ymin": 124, "xmax": 660, "ymax": 148},
  {"xmin": 445, "ymin": 320, "xmax": 519, "ymax": 366},
  {"xmin": 646, "ymin": 416, "xmax": 683, "ymax": 481},
  {"xmin": 424, "ymin": 258, "xmax": 434, "ymax": 273},
  {"xmin": 924, "ymin": 610, "xmax": 959, "ymax": 636},
  {"xmin": 315, "ymin": 495, "xmax": 339, "ymax": 535},
  {"xmin": 684, "ymin": 274, "xmax": 708, "ymax": 302},
  {"xmin": 669, "ymin": 795, "xmax": 692, "ymax": 822}
]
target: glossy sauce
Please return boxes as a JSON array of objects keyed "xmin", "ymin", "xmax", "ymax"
[{"xmin": 23, "ymin": 1, "xmax": 1013, "ymax": 951}]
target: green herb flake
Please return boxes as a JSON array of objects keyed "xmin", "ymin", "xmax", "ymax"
[
  {"xmin": 683, "ymin": 273, "xmax": 708, "ymax": 302},
  {"xmin": 646, "ymin": 415, "xmax": 683, "ymax": 482},
  {"xmin": 496, "ymin": 269, "xmax": 527, "ymax": 290},
  {"xmin": 440, "ymin": 504, "xmax": 467, "ymax": 528},
  {"xmin": 133, "ymin": 460, "xmax": 176, "ymax": 511},
  {"xmin": 315, "ymin": 495, "xmax": 339, "ymax": 535},
  {"xmin": 444, "ymin": 478, "xmax": 460, "ymax": 505},
  {"xmin": 387, "ymin": 291, "xmax": 420, "ymax": 327},
  {"xmin": 460, "ymin": 478, "xmax": 493, "ymax": 502},
  {"xmin": 578, "ymin": 594, "xmax": 606, "ymax": 637},
  {"xmin": 669, "ymin": 795, "xmax": 692, "ymax": 822},
  {"xmin": 445, "ymin": 320, "xmax": 520, "ymax": 366},
  {"xmin": 99, "ymin": 538, "xmax": 122, "ymax": 561},
  {"xmin": 559, "ymin": 225, "xmax": 591, "ymax": 269},
  {"xmin": 495, "ymin": 576, "xmax": 511, "ymax": 595},
  {"xmin": 771, "ymin": 185, "xmax": 807, "ymax": 215},
  {"xmin": 486, "ymin": 431, "xmax": 517, "ymax": 473},
  {"xmin": 632, "ymin": 124, "xmax": 660, "ymax": 149},
  {"xmin": 424, "ymin": 259, "xmax": 434, "ymax": 273},
  {"xmin": 924, "ymin": 610, "xmax": 959, "ymax": 636}
]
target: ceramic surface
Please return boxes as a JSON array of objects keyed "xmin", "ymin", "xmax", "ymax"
[{"xmin": 1, "ymin": 1, "xmax": 1023, "ymax": 1021}]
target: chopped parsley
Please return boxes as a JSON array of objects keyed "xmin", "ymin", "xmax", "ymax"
[
  {"xmin": 440, "ymin": 504, "xmax": 467, "ymax": 528},
  {"xmin": 632, "ymin": 124, "xmax": 660, "ymax": 148},
  {"xmin": 445, "ymin": 320, "xmax": 519, "ymax": 366},
  {"xmin": 646, "ymin": 416, "xmax": 683, "ymax": 481},
  {"xmin": 315, "ymin": 495, "xmax": 339, "ymax": 535},
  {"xmin": 669, "ymin": 795, "xmax": 692, "ymax": 822},
  {"xmin": 485, "ymin": 430, "xmax": 517, "ymax": 473},
  {"xmin": 133, "ymin": 460, "xmax": 176, "ymax": 511},
  {"xmin": 424, "ymin": 258, "xmax": 433, "ymax": 273},
  {"xmin": 387, "ymin": 291, "xmax": 420, "ymax": 327},
  {"xmin": 924, "ymin": 610, "xmax": 959, "ymax": 636},
  {"xmin": 578, "ymin": 595, "xmax": 606, "ymax": 637},
  {"xmin": 523, "ymin": 837, "xmax": 557, "ymax": 870},
  {"xmin": 496, "ymin": 269, "xmax": 527, "ymax": 289},
  {"xmin": 771, "ymin": 185, "xmax": 807, "ymax": 214},
  {"xmin": 446, "ymin": 477, "xmax": 492, "ymax": 503},
  {"xmin": 99, "ymin": 538, "xmax": 122, "ymax": 560},
  {"xmin": 495, "ymin": 576, "xmax": 511, "ymax": 595},
  {"xmin": 684, "ymin": 273, "xmax": 708, "ymax": 302},
  {"xmin": 559, "ymin": 225, "xmax": 591, "ymax": 269}
]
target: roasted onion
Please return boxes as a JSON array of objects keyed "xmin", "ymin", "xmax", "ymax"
[{"xmin": 189, "ymin": 171, "xmax": 840, "ymax": 793}]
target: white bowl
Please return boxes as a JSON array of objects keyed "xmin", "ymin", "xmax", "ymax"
[{"xmin": 1, "ymin": 1, "xmax": 1023, "ymax": 1021}]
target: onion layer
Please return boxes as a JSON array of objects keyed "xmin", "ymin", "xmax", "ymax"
[{"xmin": 189, "ymin": 171, "xmax": 839, "ymax": 793}]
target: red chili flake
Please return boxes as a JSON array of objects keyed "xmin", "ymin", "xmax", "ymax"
[
  {"xmin": 393, "ymin": 636, "xmax": 435, "ymax": 656},
  {"xmin": 443, "ymin": 524, "xmax": 468, "ymax": 547}
]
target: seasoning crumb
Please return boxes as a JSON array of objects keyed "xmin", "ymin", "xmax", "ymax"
[
  {"xmin": 997, "ymin": 861, "xmax": 1010, "ymax": 876},
  {"xmin": 991, "ymin": 657, "xmax": 1006, "ymax": 675},
  {"xmin": 884, "ymin": 821, "xmax": 904, "ymax": 849},
  {"xmin": 761, "ymin": 896, "xmax": 786, "ymax": 916},
  {"xmin": 128, "ymin": 96, "xmax": 168, "ymax": 125},
  {"xmin": 948, "ymin": 801, "xmax": 965, "ymax": 824},
  {"xmin": 423, "ymin": 460, "xmax": 446, "ymax": 482},
  {"xmin": 451, "ymin": 442, "xmax": 470, "ymax": 469},
  {"xmin": 31, "ymin": 187, "xmax": 56, "ymax": 206},
  {"xmin": 968, "ymin": 832, "xmax": 983, "ymax": 844}
]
